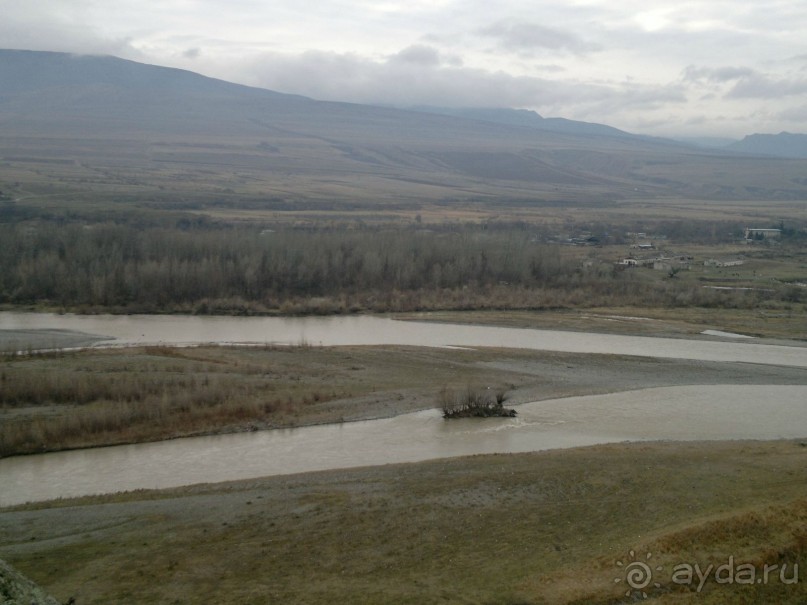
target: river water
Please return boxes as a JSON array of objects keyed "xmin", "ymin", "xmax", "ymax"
[
  {"xmin": 1, "ymin": 312, "xmax": 807, "ymax": 366},
  {"xmin": 1, "ymin": 385, "xmax": 806, "ymax": 507},
  {"xmin": 0, "ymin": 312, "xmax": 805, "ymax": 507}
]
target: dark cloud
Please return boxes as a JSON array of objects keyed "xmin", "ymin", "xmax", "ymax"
[
  {"xmin": 683, "ymin": 65, "xmax": 756, "ymax": 83},
  {"xmin": 389, "ymin": 45, "xmax": 441, "ymax": 66},
  {"xmin": 476, "ymin": 20, "xmax": 598, "ymax": 55},
  {"xmin": 182, "ymin": 47, "xmax": 201, "ymax": 59},
  {"xmin": 726, "ymin": 73, "xmax": 807, "ymax": 99},
  {"xmin": 681, "ymin": 65, "xmax": 807, "ymax": 102}
]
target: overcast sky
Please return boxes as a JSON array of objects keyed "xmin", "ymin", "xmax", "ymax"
[{"xmin": 3, "ymin": 0, "xmax": 807, "ymax": 138}]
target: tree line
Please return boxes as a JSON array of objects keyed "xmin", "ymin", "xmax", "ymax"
[
  {"xmin": 0, "ymin": 222, "xmax": 577, "ymax": 312},
  {"xmin": 1, "ymin": 218, "xmax": 800, "ymax": 314}
]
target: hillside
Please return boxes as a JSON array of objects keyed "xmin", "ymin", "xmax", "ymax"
[
  {"xmin": 2, "ymin": 49, "xmax": 807, "ymax": 204},
  {"xmin": 406, "ymin": 106, "xmax": 637, "ymax": 138}
]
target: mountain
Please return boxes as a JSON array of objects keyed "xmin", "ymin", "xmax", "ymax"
[
  {"xmin": 727, "ymin": 132, "xmax": 807, "ymax": 159},
  {"xmin": 674, "ymin": 137, "xmax": 738, "ymax": 149},
  {"xmin": 2, "ymin": 49, "xmax": 807, "ymax": 204},
  {"xmin": 406, "ymin": 106, "xmax": 635, "ymax": 139}
]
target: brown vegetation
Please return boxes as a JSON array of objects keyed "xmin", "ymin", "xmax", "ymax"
[{"xmin": 0, "ymin": 345, "xmax": 527, "ymax": 457}]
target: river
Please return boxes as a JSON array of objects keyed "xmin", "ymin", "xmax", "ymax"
[
  {"xmin": 1, "ymin": 385, "xmax": 806, "ymax": 507},
  {"xmin": 1, "ymin": 312, "xmax": 807, "ymax": 366},
  {"xmin": 0, "ymin": 312, "xmax": 805, "ymax": 507}
]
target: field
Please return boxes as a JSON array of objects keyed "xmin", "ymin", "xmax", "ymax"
[{"xmin": 2, "ymin": 440, "xmax": 806, "ymax": 604}]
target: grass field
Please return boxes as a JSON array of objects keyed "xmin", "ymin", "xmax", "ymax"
[{"xmin": 2, "ymin": 440, "xmax": 805, "ymax": 604}]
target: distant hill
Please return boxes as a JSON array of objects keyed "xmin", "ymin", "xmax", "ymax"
[
  {"xmin": 1, "ymin": 49, "xmax": 807, "ymax": 203},
  {"xmin": 727, "ymin": 132, "xmax": 807, "ymax": 159},
  {"xmin": 407, "ymin": 106, "xmax": 635, "ymax": 139},
  {"xmin": 674, "ymin": 137, "xmax": 739, "ymax": 149}
]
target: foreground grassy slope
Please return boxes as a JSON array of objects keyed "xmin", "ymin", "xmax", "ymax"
[{"xmin": 1, "ymin": 440, "xmax": 805, "ymax": 604}]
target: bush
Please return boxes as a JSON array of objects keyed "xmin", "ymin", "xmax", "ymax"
[{"xmin": 440, "ymin": 386, "xmax": 516, "ymax": 418}]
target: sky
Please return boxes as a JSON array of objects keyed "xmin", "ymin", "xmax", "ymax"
[{"xmin": 2, "ymin": 0, "xmax": 807, "ymax": 139}]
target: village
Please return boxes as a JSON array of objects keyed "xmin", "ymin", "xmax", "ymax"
[{"xmin": 613, "ymin": 226, "xmax": 783, "ymax": 274}]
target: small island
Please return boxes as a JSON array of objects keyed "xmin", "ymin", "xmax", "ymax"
[{"xmin": 440, "ymin": 387, "xmax": 517, "ymax": 419}]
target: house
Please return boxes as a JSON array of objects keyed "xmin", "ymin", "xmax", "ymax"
[
  {"xmin": 616, "ymin": 257, "xmax": 655, "ymax": 268},
  {"xmin": 704, "ymin": 258, "xmax": 745, "ymax": 268},
  {"xmin": 654, "ymin": 256, "xmax": 692, "ymax": 271},
  {"xmin": 744, "ymin": 228, "xmax": 781, "ymax": 241}
]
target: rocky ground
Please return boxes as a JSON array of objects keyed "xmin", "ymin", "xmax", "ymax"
[{"xmin": 0, "ymin": 558, "xmax": 59, "ymax": 605}]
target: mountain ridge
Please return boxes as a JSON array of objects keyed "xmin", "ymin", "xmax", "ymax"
[{"xmin": 2, "ymin": 48, "xmax": 807, "ymax": 203}]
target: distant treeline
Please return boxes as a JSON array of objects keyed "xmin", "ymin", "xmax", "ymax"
[
  {"xmin": 0, "ymin": 220, "xmax": 800, "ymax": 314},
  {"xmin": 0, "ymin": 222, "xmax": 566, "ymax": 312}
]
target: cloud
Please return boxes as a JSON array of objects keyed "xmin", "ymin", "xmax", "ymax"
[
  {"xmin": 0, "ymin": 3, "xmax": 142, "ymax": 59},
  {"xmin": 388, "ymin": 45, "xmax": 441, "ymax": 66},
  {"xmin": 238, "ymin": 47, "xmax": 684, "ymax": 124},
  {"xmin": 726, "ymin": 73, "xmax": 807, "ymax": 99},
  {"xmin": 476, "ymin": 20, "xmax": 599, "ymax": 55},
  {"xmin": 777, "ymin": 105, "xmax": 807, "ymax": 122},
  {"xmin": 683, "ymin": 65, "xmax": 756, "ymax": 83},
  {"xmin": 681, "ymin": 64, "xmax": 807, "ymax": 103}
]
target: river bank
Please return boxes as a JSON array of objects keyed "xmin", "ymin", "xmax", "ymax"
[{"xmin": 3, "ymin": 439, "xmax": 806, "ymax": 604}]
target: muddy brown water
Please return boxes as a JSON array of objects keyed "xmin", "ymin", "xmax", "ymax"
[
  {"xmin": 1, "ymin": 312, "xmax": 806, "ymax": 366},
  {"xmin": 1, "ymin": 313, "xmax": 805, "ymax": 507},
  {"xmin": 1, "ymin": 385, "xmax": 806, "ymax": 507}
]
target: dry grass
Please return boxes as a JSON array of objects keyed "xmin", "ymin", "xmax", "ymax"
[
  {"xmin": 0, "ymin": 344, "xmax": 521, "ymax": 456},
  {"xmin": 398, "ymin": 304, "xmax": 807, "ymax": 340}
]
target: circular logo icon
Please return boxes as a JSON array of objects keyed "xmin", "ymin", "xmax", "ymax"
[
  {"xmin": 615, "ymin": 550, "xmax": 663, "ymax": 598},
  {"xmin": 625, "ymin": 560, "xmax": 653, "ymax": 590}
]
